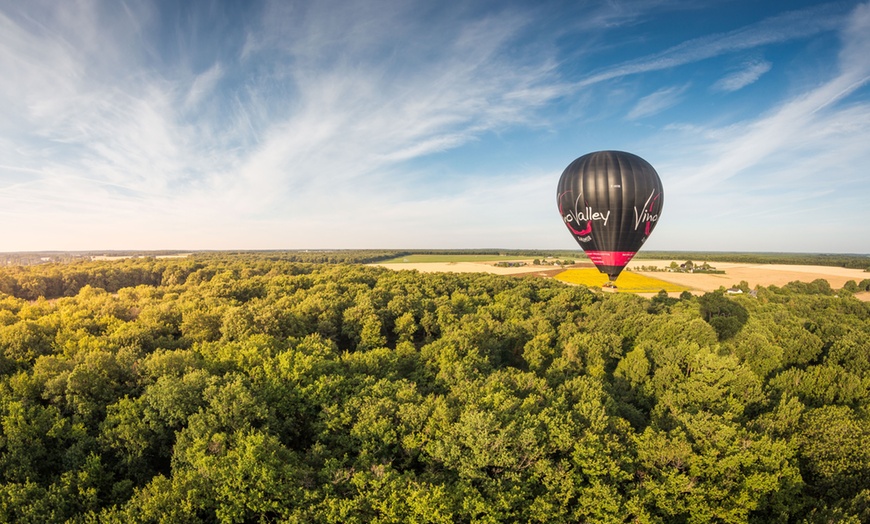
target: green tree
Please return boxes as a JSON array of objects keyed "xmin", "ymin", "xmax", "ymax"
[
  {"xmin": 698, "ymin": 292, "xmax": 748, "ymax": 340},
  {"xmin": 799, "ymin": 406, "xmax": 870, "ymax": 501}
]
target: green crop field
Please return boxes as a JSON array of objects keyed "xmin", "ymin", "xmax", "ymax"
[
  {"xmin": 555, "ymin": 268, "xmax": 691, "ymax": 293},
  {"xmin": 379, "ymin": 254, "xmax": 532, "ymax": 263}
]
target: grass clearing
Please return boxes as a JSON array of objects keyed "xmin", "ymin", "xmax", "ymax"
[
  {"xmin": 556, "ymin": 268, "xmax": 692, "ymax": 293},
  {"xmin": 380, "ymin": 254, "xmax": 531, "ymax": 264}
]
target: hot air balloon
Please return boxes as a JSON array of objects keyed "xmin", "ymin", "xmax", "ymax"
[{"xmin": 556, "ymin": 151, "xmax": 663, "ymax": 285}]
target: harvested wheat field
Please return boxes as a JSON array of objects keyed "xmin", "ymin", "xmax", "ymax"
[
  {"xmin": 372, "ymin": 260, "xmax": 568, "ymax": 277},
  {"xmin": 628, "ymin": 259, "xmax": 870, "ymax": 300},
  {"xmin": 629, "ymin": 260, "xmax": 868, "ymax": 292}
]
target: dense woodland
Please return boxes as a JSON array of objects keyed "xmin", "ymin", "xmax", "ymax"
[{"xmin": 0, "ymin": 255, "xmax": 868, "ymax": 522}]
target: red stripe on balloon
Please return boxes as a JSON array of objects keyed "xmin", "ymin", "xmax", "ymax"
[{"xmin": 584, "ymin": 251, "xmax": 637, "ymax": 267}]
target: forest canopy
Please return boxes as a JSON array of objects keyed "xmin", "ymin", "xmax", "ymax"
[{"xmin": 0, "ymin": 254, "xmax": 868, "ymax": 523}]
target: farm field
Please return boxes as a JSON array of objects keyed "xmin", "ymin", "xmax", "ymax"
[
  {"xmin": 373, "ymin": 261, "xmax": 559, "ymax": 276},
  {"xmin": 555, "ymin": 268, "xmax": 690, "ymax": 293},
  {"xmin": 630, "ymin": 259, "xmax": 870, "ymax": 293},
  {"xmin": 376, "ymin": 257, "xmax": 870, "ymax": 299},
  {"xmin": 373, "ymin": 255, "xmax": 576, "ymax": 276},
  {"xmin": 379, "ymin": 254, "xmax": 532, "ymax": 263}
]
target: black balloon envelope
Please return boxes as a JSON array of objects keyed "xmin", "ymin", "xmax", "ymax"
[{"xmin": 556, "ymin": 151, "xmax": 664, "ymax": 282}]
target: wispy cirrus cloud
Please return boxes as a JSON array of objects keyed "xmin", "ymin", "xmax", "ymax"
[
  {"xmin": 0, "ymin": 0, "xmax": 567, "ymax": 249},
  {"xmin": 671, "ymin": 2, "xmax": 870, "ymax": 190},
  {"xmin": 652, "ymin": 2, "xmax": 870, "ymax": 251},
  {"xmin": 1, "ymin": 1, "xmax": 868, "ymax": 252},
  {"xmin": 184, "ymin": 63, "xmax": 224, "ymax": 110},
  {"xmin": 712, "ymin": 59, "xmax": 772, "ymax": 92},
  {"xmin": 221, "ymin": 1, "xmax": 568, "ymax": 217},
  {"xmin": 626, "ymin": 84, "xmax": 689, "ymax": 119},
  {"xmin": 576, "ymin": 3, "xmax": 842, "ymax": 88}
]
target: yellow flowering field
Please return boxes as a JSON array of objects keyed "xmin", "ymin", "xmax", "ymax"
[{"xmin": 555, "ymin": 268, "xmax": 691, "ymax": 293}]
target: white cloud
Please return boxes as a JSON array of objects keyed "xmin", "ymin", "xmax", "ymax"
[
  {"xmin": 184, "ymin": 63, "xmax": 224, "ymax": 109},
  {"xmin": 626, "ymin": 85, "xmax": 689, "ymax": 119},
  {"xmin": 0, "ymin": 0, "xmax": 569, "ymax": 250},
  {"xmin": 650, "ymin": 3, "xmax": 870, "ymax": 252},
  {"xmin": 712, "ymin": 59, "xmax": 772, "ymax": 92},
  {"xmin": 1, "ymin": 1, "xmax": 867, "ymax": 252},
  {"xmin": 576, "ymin": 3, "xmax": 841, "ymax": 88},
  {"xmin": 210, "ymin": 1, "xmax": 569, "ymax": 219},
  {"xmin": 670, "ymin": 3, "xmax": 870, "ymax": 192}
]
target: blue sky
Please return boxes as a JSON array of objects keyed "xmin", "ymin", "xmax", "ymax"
[{"xmin": 2, "ymin": 0, "xmax": 869, "ymax": 253}]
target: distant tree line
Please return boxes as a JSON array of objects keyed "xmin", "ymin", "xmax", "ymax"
[
  {"xmin": 635, "ymin": 251, "xmax": 870, "ymax": 270},
  {"xmin": 0, "ymin": 253, "xmax": 398, "ymax": 301},
  {"xmin": 5, "ymin": 249, "xmax": 869, "ymax": 270}
]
